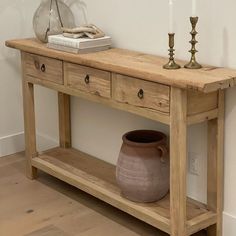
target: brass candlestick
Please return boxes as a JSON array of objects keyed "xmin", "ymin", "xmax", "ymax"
[
  {"xmin": 163, "ymin": 33, "xmax": 181, "ymax": 70},
  {"xmin": 184, "ymin": 17, "xmax": 202, "ymax": 69}
]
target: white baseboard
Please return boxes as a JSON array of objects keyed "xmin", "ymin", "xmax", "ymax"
[
  {"xmin": 0, "ymin": 132, "xmax": 25, "ymax": 157},
  {"xmin": 223, "ymin": 212, "xmax": 236, "ymax": 236},
  {"xmin": 0, "ymin": 132, "xmax": 58, "ymax": 157}
]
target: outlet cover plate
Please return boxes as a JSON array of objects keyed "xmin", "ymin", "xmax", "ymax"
[{"xmin": 188, "ymin": 152, "xmax": 200, "ymax": 176}]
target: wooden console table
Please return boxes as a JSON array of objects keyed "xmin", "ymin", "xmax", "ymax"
[{"xmin": 6, "ymin": 38, "xmax": 236, "ymax": 236}]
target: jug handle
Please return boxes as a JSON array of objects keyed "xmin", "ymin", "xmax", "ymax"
[{"xmin": 157, "ymin": 144, "xmax": 168, "ymax": 163}]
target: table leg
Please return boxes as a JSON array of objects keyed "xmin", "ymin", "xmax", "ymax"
[
  {"xmin": 58, "ymin": 92, "xmax": 71, "ymax": 148},
  {"xmin": 22, "ymin": 80, "xmax": 37, "ymax": 179},
  {"xmin": 207, "ymin": 90, "xmax": 225, "ymax": 236},
  {"xmin": 170, "ymin": 87, "xmax": 188, "ymax": 236}
]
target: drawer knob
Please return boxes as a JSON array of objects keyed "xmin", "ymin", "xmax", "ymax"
[
  {"xmin": 41, "ymin": 64, "xmax": 46, "ymax": 72},
  {"xmin": 84, "ymin": 75, "xmax": 90, "ymax": 84},
  {"xmin": 137, "ymin": 89, "xmax": 144, "ymax": 99}
]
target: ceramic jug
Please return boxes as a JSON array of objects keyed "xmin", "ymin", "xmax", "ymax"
[{"xmin": 116, "ymin": 130, "xmax": 169, "ymax": 203}]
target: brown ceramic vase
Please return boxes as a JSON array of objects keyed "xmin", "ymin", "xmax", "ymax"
[{"xmin": 116, "ymin": 130, "xmax": 169, "ymax": 203}]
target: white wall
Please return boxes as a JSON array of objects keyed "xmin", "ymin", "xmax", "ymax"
[
  {"xmin": 1, "ymin": 0, "xmax": 236, "ymax": 235},
  {"xmin": 0, "ymin": 0, "xmax": 39, "ymax": 156},
  {"xmin": 0, "ymin": 0, "xmax": 60, "ymax": 155}
]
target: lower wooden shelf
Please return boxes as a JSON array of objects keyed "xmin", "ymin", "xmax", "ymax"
[{"xmin": 32, "ymin": 147, "xmax": 217, "ymax": 235}]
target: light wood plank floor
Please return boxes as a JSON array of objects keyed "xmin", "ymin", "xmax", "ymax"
[{"xmin": 0, "ymin": 152, "xmax": 206, "ymax": 236}]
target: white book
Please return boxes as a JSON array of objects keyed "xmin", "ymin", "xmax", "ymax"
[
  {"xmin": 48, "ymin": 34, "xmax": 112, "ymax": 49},
  {"xmin": 47, "ymin": 43, "xmax": 111, "ymax": 54}
]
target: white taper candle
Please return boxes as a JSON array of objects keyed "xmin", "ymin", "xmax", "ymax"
[
  {"xmin": 169, "ymin": 0, "xmax": 174, "ymax": 33},
  {"xmin": 192, "ymin": 0, "xmax": 197, "ymax": 17}
]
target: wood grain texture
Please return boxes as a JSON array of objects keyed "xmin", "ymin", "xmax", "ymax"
[
  {"xmin": 32, "ymin": 149, "xmax": 170, "ymax": 234},
  {"xmin": 25, "ymin": 225, "xmax": 69, "ymax": 236},
  {"xmin": 187, "ymin": 109, "xmax": 218, "ymax": 125},
  {"xmin": 207, "ymin": 90, "xmax": 225, "ymax": 236},
  {"xmin": 21, "ymin": 53, "xmax": 38, "ymax": 179},
  {"xmin": 8, "ymin": 38, "xmax": 228, "ymax": 236},
  {"xmin": 187, "ymin": 91, "xmax": 218, "ymax": 116},
  {"xmin": 26, "ymin": 71, "xmax": 219, "ymax": 126},
  {"xmin": 22, "ymin": 52, "xmax": 63, "ymax": 84},
  {"xmin": 65, "ymin": 63, "xmax": 111, "ymax": 98},
  {"xmin": 6, "ymin": 38, "xmax": 236, "ymax": 92},
  {"xmin": 112, "ymin": 74, "xmax": 170, "ymax": 114},
  {"xmin": 170, "ymin": 87, "xmax": 188, "ymax": 236},
  {"xmin": 0, "ymin": 152, "xmax": 207, "ymax": 236},
  {"xmin": 26, "ymin": 75, "xmax": 170, "ymax": 125},
  {"xmin": 58, "ymin": 93, "xmax": 71, "ymax": 148},
  {"xmin": 187, "ymin": 212, "xmax": 217, "ymax": 236},
  {"xmin": 30, "ymin": 147, "xmax": 216, "ymax": 235}
]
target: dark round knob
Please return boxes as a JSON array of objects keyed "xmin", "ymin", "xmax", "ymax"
[
  {"xmin": 137, "ymin": 89, "xmax": 144, "ymax": 99},
  {"xmin": 41, "ymin": 64, "xmax": 46, "ymax": 72},
  {"xmin": 84, "ymin": 75, "xmax": 90, "ymax": 84}
]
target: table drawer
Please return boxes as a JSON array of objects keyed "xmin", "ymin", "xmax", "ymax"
[
  {"xmin": 65, "ymin": 63, "xmax": 111, "ymax": 98},
  {"xmin": 23, "ymin": 53, "xmax": 63, "ymax": 84},
  {"xmin": 113, "ymin": 74, "xmax": 170, "ymax": 113}
]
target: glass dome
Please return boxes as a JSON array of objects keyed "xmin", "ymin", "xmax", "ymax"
[{"xmin": 33, "ymin": 0, "xmax": 75, "ymax": 43}]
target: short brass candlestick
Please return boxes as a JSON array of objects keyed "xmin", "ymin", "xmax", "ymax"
[
  {"xmin": 163, "ymin": 33, "xmax": 181, "ymax": 70},
  {"xmin": 184, "ymin": 17, "xmax": 202, "ymax": 69}
]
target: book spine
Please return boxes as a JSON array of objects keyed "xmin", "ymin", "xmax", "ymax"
[
  {"xmin": 81, "ymin": 39, "xmax": 112, "ymax": 49},
  {"xmin": 47, "ymin": 43, "xmax": 79, "ymax": 54},
  {"xmin": 48, "ymin": 37, "xmax": 79, "ymax": 48}
]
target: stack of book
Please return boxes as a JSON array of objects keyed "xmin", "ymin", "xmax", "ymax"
[{"xmin": 47, "ymin": 34, "xmax": 112, "ymax": 54}]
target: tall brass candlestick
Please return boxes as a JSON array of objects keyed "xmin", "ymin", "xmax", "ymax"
[
  {"xmin": 184, "ymin": 17, "xmax": 202, "ymax": 69},
  {"xmin": 163, "ymin": 33, "xmax": 181, "ymax": 70}
]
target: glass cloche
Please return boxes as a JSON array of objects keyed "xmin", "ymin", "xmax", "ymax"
[{"xmin": 33, "ymin": 0, "xmax": 75, "ymax": 43}]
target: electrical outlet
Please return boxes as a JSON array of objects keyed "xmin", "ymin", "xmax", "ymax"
[{"xmin": 188, "ymin": 152, "xmax": 200, "ymax": 176}]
